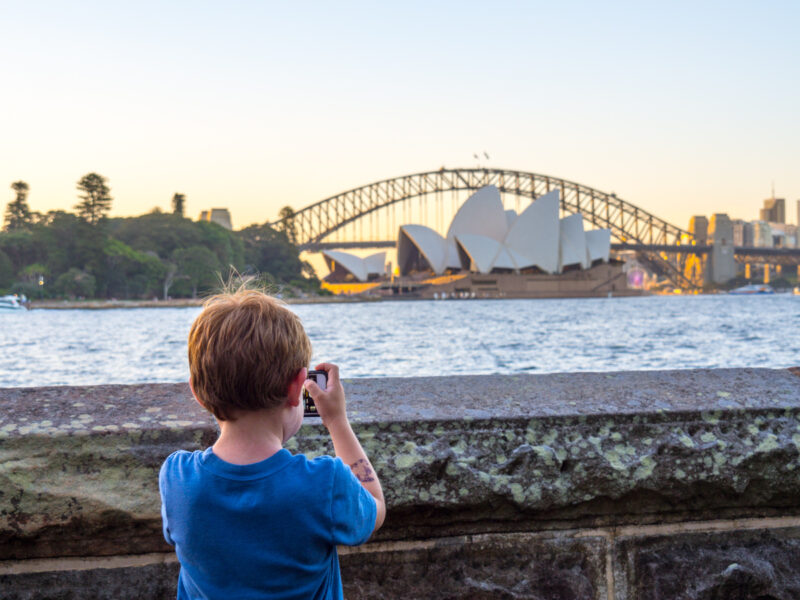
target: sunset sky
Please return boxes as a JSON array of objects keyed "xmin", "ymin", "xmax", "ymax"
[{"xmin": 2, "ymin": 1, "xmax": 798, "ymax": 231}]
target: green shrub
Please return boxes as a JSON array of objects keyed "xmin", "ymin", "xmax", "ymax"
[{"xmin": 54, "ymin": 268, "xmax": 97, "ymax": 299}]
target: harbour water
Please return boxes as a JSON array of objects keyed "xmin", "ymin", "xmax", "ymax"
[{"xmin": 1, "ymin": 294, "xmax": 799, "ymax": 388}]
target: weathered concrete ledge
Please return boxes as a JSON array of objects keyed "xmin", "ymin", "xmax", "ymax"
[{"xmin": 1, "ymin": 369, "xmax": 799, "ymax": 599}]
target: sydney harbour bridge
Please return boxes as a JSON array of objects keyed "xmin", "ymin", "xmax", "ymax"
[{"xmin": 271, "ymin": 168, "xmax": 800, "ymax": 290}]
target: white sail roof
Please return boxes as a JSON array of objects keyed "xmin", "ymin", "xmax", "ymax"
[
  {"xmin": 364, "ymin": 252, "xmax": 386, "ymax": 276},
  {"xmin": 502, "ymin": 190, "xmax": 560, "ymax": 273},
  {"xmin": 491, "ymin": 246, "xmax": 524, "ymax": 270},
  {"xmin": 455, "ymin": 234, "xmax": 504, "ymax": 274},
  {"xmin": 444, "ymin": 238, "xmax": 462, "ymax": 270},
  {"xmin": 446, "ymin": 185, "xmax": 508, "ymax": 243},
  {"xmin": 322, "ymin": 250, "xmax": 368, "ymax": 282},
  {"xmin": 559, "ymin": 214, "xmax": 590, "ymax": 270},
  {"xmin": 585, "ymin": 229, "xmax": 611, "ymax": 263},
  {"xmin": 398, "ymin": 224, "xmax": 449, "ymax": 275},
  {"xmin": 504, "ymin": 209, "xmax": 517, "ymax": 229}
]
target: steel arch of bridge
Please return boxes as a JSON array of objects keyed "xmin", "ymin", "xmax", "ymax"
[{"xmin": 272, "ymin": 168, "xmax": 689, "ymax": 249}]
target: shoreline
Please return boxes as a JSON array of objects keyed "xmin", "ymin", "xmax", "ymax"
[
  {"xmin": 28, "ymin": 289, "xmax": 792, "ymax": 310},
  {"xmin": 27, "ymin": 292, "xmax": 649, "ymax": 310},
  {"xmin": 28, "ymin": 296, "xmax": 381, "ymax": 310},
  {"xmin": 25, "ymin": 291, "xmax": 761, "ymax": 310}
]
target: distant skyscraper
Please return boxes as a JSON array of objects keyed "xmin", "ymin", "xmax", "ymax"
[
  {"xmin": 767, "ymin": 223, "xmax": 798, "ymax": 248},
  {"xmin": 752, "ymin": 221, "xmax": 773, "ymax": 248},
  {"xmin": 796, "ymin": 199, "xmax": 800, "ymax": 225},
  {"xmin": 708, "ymin": 214, "xmax": 735, "ymax": 283},
  {"xmin": 731, "ymin": 219, "xmax": 753, "ymax": 247},
  {"xmin": 760, "ymin": 197, "xmax": 785, "ymax": 223},
  {"xmin": 688, "ymin": 215, "xmax": 709, "ymax": 244}
]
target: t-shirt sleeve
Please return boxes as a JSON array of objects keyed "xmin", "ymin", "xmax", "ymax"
[
  {"xmin": 330, "ymin": 457, "xmax": 378, "ymax": 546},
  {"xmin": 158, "ymin": 456, "xmax": 175, "ymax": 546}
]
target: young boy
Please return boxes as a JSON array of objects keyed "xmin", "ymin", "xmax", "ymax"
[{"xmin": 159, "ymin": 290, "xmax": 386, "ymax": 599}]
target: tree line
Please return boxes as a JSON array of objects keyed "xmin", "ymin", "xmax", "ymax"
[{"xmin": 0, "ymin": 174, "xmax": 318, "ymax": 300}]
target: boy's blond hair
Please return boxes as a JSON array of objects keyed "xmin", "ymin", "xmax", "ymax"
[{"xmin": 188, "ymin": 290, "xmax": 312, "ymax": 421}]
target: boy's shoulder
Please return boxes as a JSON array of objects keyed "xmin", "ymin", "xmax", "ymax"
[
  {"xmin": 161, "ymin": 449, "xmax": 198, "ymax": 468},
  {"xmin": 159, "ymin": 449, "xmax": 200, "ymax": 480},
  {"xmin": 164, "ymin": 449, "xmax": 196, "ymax": 461}
]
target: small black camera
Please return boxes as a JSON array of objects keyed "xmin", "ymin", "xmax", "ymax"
[{"xmin": 303, "ymin": 369, "xmax": 327, "ymax": 417}]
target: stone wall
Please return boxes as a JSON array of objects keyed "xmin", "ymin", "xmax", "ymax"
[{"xmin": 1, "ymin": 369, "xmax": 799, "ymax": 599}]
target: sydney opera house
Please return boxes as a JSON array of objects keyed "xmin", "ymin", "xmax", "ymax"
[{"xmin": 321, "ymin": 186, "xmax": 633, "ymax": 298}]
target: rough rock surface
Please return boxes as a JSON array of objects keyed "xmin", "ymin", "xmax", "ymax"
[
  {"xmin": 616, "ymin": 528, "xmax": 800, "ymax": 599},
  {"xmin": 341, "ymin": 532, "xmax": 606, "ymax": 600},
  {"xmin": 0, "ymin": 384, "xmax": 215, "ymax": 560},
  {"xmin": 0, "ymin": 562, "xmax": 179, "ymax": 600}
]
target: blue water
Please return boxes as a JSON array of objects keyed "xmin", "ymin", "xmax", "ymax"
[{"xmin": 1, "ymin": 295, "xmax": 798, "ymax": 388}]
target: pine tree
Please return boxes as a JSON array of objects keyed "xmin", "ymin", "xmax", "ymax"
[
  {"xmin": 75, "ymin": 173, "xmax": 112, "ymax": 224},
  {"xmin": 278, "ymin": 205, "xmax": 298, "ymax": 244},
  {"xmin": 172, "ymin": 193, "xmax": 186, "ymax": 216},
  {"xmin": 4, "ymin": 181, "xmax": 32, "ymax": 231}
]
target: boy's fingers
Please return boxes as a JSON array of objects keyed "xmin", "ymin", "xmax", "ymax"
[
  {"xmin": 304, "ymin": 380, "xmax": 322, "ymax": 397},
  {"xmin": 315, "ymin": 363, "xmax": 340, "ymax": 386}
]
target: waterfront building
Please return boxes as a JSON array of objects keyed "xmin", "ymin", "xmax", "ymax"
[
  {"xmin": 760, "ymin": 197, "xmax": 785, "ymax": 224},
  {"xmin": 395, "ymin": 188, "xmax": 611, "ymax": 277},
  {"xmin": 198, "ymin": 208, "xmax": 233, "ymax": 230}
]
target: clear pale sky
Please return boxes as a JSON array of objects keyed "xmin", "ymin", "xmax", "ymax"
[{"xmin": 2, "ymin": 1, "xmax": 798, "ymax": 230}]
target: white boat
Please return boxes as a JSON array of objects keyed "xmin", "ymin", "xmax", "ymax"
[
  {"xmin": 0, "ymin": 295, "xmax": 26, "ymax": 310},
  {"xmin": 729, "ymin": 284, "xmax": 775, "ymax": 295}
]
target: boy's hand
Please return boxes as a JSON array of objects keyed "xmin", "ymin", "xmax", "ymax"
[{"xmin": 304, "ymin": 363, "xmax": 347, "ymax": 428}]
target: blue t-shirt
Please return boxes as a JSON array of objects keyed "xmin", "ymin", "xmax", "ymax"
[{"xmin": 159, "ymin": 448, "xmax": 377, "ymax": 600}]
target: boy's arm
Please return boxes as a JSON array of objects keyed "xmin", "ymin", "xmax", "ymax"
[
  {"xmin": 304, "ymin": 363, "xmax": 386, "ymax": 532},
  {"xmin": 327, "ymin": 417, "xmax": 386, "ymax": 531}
]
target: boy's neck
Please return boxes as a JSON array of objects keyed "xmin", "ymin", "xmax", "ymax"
[{"xmin": 212, "ymin": 408, "xmax": 286, "ymax": 465}]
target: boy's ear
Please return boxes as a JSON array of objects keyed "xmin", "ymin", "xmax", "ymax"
[
  {"xmin": 286, "ymin": 367, "xmax": 307, "ymax": 407},
  {"xmin": 188, "ymin": 379, "xmax": 204, "ymax": 410}
]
